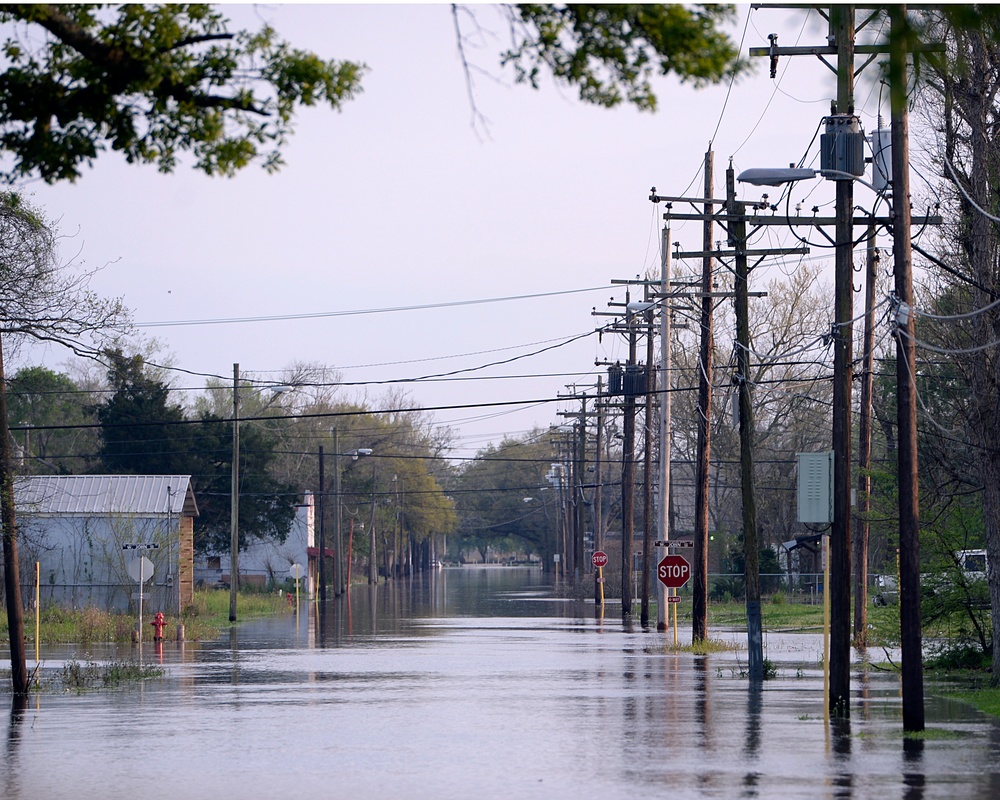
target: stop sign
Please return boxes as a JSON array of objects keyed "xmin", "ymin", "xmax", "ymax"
[
  {"xmin": 592, "ymin": 550, "xmax": 609, "ymax": 568},
  {"xmin": 657, "ymin": 554, "xmax": 691, "ymax": 588}
]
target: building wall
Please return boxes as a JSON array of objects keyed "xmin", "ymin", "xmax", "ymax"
[
  {"xmin": 18, "ymin": 512, "xmax": 193, "ymax": 613},
  {"xmin": 178, "ymin": 514, "xmax": 194, "ymax": 611}
]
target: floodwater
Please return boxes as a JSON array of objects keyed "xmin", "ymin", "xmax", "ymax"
[{"xmin": 3, "ymin": 567, "xmax": 1000, "ymax": 800}]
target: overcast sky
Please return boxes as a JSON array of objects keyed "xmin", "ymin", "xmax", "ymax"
[{"xmin": 15, "ymin": 4, "xmax": 910, "ymax": 457}]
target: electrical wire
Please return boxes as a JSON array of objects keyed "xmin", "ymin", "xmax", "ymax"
[{"xmin": 134, "ymin": 285, "xmax": 615, "ymax": 328}]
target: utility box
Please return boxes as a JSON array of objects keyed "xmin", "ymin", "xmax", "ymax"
[
  {"xmin": 821, "ymin": 115, "xmax": 865, "ymax": 178},
  {"xmin": 798, "ymin": 451, "xmax": 833, "ymax": 524},
  {"xmin": 870, "ymin": 128, "xmax": 892, "ymax": 191}
]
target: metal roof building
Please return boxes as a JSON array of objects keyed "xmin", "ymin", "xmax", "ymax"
[
  {"xmin": 15, "ymin": 475, "xmax": 198, "ymax": 614},
  {"xmin": 16, "ymin": 474, "xmax": 198, "ymax": 517}
]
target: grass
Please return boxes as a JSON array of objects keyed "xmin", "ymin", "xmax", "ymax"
[
  {"xmin": 0, "ymin": 588, "xmax": 289, "ymax": 646},
  {"xmin": 671, "ymin": 597, "xmax": 825, "ymax": 630},
  {"xmin": 59, "ymin": 659, "xmax": 164, "ymax": 691},
  {"xmin": 946, "ymin": 688, "xmax": 1000, "ymax": 719}
]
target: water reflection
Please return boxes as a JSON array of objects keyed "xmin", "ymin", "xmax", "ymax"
[
  {"xmin": 902, "ymin": 737, "xmax": 925, "ymax": 800},
  {"xmin": 2, "ymin": 566, "xmax": 1000, "ymax": 799}
]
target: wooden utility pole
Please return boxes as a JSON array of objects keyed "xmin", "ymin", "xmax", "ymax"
[
  {"xmin": 594, "ymin": 377, "xmax": 605, "ymax": 606},
  {"xmin": 854, "ymin": 222, "xmax": 878, "ymax": 646},
  {"xmin": 827, "ymin": 2, "xmax": 857, "ymax": 720},
  {"xmin": 728, "ymin": 164, "xmax": 763, "ymax": 681},
  {"xmin": 229, "ymin": 363, "xmax": 240, "ymax": 622},
  {"xmin": 621, "ymin": 317, "xmax": 638, "ymax": 617},
  {"xmin": 369, "ymin": 463, "xmax": 378, "ymax": 584},
  {"xmin": 746, "ymin": 4, "xmax": 939, "ymax": 721},
  {"xmin": 890, "ymin": 3, "xmax": 924, "ymax": 733},
  {"xmin": 693, "ymin": 148, "xmax": 715, "ymax": 643},
  {"xmin": 576, "ymin": 397, "xmax": 587, "ymax": 585},
  {"xmin": 318, "ymin": 444, "xmax": 326, "ymax": 601},
  {"xmin": 333, "ymin": 427, "xmax": 344, "ymax": 596}
]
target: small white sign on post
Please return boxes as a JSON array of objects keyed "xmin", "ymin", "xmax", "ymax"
[{"xmin": 126, "ymin": 556, "xmax": 155, "ymax": 659}]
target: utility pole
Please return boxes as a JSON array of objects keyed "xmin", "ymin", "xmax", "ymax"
[
  {"xmin": 577, "ymin": 397, "xmax": 587, "ymax": 587},
  {"xmin": 640, "ymin": 294, "xmax": 656, "ymax": 626},
  {"xmin": 728, "ymin": 164, "xmax": 763, "ymax": 682},
  {"xmin": 333, "ymin": 427, "xmax": 343, "ymax": 596},
  {"xmin": 318, "ymin": 444, "xmax": 326, "ymax": 602},
  {"xmin": 746, "ymin": 4, "xmax": 939, "ymax": 721},
  {"xmin": 693, "ymin": 148, "xmax": 715, "ymax": 643},
  {"xmin": 828, "ymin": 2, "xmax": 857, "ymax": 720},
  {"xmin": 890, "ymin": 3, "xmax": 924, "ymax": 733},
  {"xmin": 657, "ymin": 224, "xmax": 672, "ymax": 633},
  {"xmin": 369, "ymin": 462, "xmax": 378, "ymax": 584},
  {"xmin": 621, "ymin": 310, "xmax": 638, "ymax": 618},
  {"xmin": 650, "ymin": 192, "xmax": 807, "ymax": 653},
  {"xmin": 229, "ymin": 362, "xmax": 240, "ymax": 623},
  {"xmin": 854, "ymin": 222, "xmax": 878, "ymax": 646},
  {"xmin": 594, "ymin": 376, "xmax": 605, "ymax": 606}
]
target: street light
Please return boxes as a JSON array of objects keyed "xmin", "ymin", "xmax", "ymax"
[{"xmin": 737, "ymin": 167, "xmax": 883, "ymax": 194}]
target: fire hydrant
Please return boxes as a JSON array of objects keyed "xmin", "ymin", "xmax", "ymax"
[{"xmin": 151, "ymin": 611, "xmax": 166, "ymax": 642}]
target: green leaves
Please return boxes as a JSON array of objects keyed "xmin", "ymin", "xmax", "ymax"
[
  {"xmin": 0, "ymin": 4, "xmax": 366, "ymax": 182},
  {"xmin": 501, "ymin": 4, "xmax": 746, "ymax": 111}
]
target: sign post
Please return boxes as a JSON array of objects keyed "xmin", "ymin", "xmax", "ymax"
[
  {"xmin": 591, "ymin": 551, "xmax": 608, "ymax": 607},
  {"xmin": 124, "ymin": 543, "xmax": 159, "ymax": 661},
  {"xmin": 656, "ymin": 554, "xmax": 691, "ymax": 589}
]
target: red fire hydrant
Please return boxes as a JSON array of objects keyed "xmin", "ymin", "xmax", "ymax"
[{"xmin": 151, "ymin": 611, "xmax": 166, "ymax": 642}]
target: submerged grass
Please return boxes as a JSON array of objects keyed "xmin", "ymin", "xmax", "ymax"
[
  {"xmin": 60, "ymin": 659, "xmax": 164, "ymax": 691},
  {"xmin": 946, "ymin": 688, "xmax": 1000, "ymax": 719}
]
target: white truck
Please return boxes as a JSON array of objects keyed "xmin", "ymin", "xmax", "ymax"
[{"xmin": 872, "ymin": 549, "xmax": 989, "ymax": 606}]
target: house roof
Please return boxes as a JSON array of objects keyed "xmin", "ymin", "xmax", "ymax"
[{"xmin": 15, "ymin": 475, "xmax": 198, "ymax": 517}]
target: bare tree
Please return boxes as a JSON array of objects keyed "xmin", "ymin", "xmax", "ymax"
[{"xmin": 0, "ymin": 192, "xmax": 129, "ymax": 694}]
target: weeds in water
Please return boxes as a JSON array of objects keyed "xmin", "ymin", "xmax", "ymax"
[{"xmin": 61, "ymin": 659, "xmax": 163, "ymax": 691}]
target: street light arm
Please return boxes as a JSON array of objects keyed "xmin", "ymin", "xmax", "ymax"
[
  {"xmin": 737, "ymin": 167, "xmax": 818, "ymax": 186},
  {"xmin": 738, "ymin": 166, "xmax": 884, "ymax": 195}
]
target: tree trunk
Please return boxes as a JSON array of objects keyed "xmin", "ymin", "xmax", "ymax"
[{"xmin": 1, "ymin": 334, "xmax": 29, "ymax": 695}]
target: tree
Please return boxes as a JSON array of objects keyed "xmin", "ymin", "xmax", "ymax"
[
  {"xmin": 452, "ymin": 432, "xmax": 557, "ymax": 564},
  {"xmin": 96, "ymin": 349, "xmax": 189, "ymax": 474},
  {"xmin": 6, "ymin": 365, "xmax": 99, "ymax": 474},
  {"xmin": 494, "ymin": 4, "xmax": 745, "ymax": 110},
  {"xmin": 920, "ymin": 9, "xmax": 1000, "ymax": 685},
  {"xmin": 0, "ymin": 4, "xmax": 746, "ymax": 184},
  {"xmin": 94, "ymin": 352, "xmax": 298, "ymax": 553},
  {"xmin": 0, "ymin": 4, "xmax": 366, "ymax": 182},
  {"xmin": 0, "ymin": 191, "xmax": 125, "ymax": 695}
]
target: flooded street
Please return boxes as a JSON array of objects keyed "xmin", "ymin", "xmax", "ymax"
[{"xmin": 4, "ymin": 566, "xmax": 1000, "ymax": 799}]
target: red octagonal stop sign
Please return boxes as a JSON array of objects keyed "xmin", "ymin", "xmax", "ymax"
[{"xmin": 657, "ymin": 554, "xmax": 691, "ymax": 588}]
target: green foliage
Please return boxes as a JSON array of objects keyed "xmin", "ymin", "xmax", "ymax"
[
  {"xmin": 94, "ymin": 350, "xmax": 297, "ymax": 554},
  {"xmin": 7, "ymin": 366, "xmax": 99, "ymax": 473},
  {"xmin": 96, "ymin": 349, "xmax": 188, "ymax": 474},
  {"xmin": 451, "ymin": 431, "xmax": 555, "ymax": 561},
  {"xmin": 709, "ymin": 574, "xmax": 744, "ymax": 602},
  {"xmin": 0, "ymin": 4, "xmax": 366, "ymax": 182},
  {"xmin": 502, "ymin": 4, "xmax": 746, "ymax": 110}
]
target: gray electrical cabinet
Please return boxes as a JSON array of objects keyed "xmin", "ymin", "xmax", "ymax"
[{"xmin": 798, "ymin": 451, "xmax": 833, "ymax": 524}]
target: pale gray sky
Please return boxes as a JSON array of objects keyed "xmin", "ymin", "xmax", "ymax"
[{"xmin": 16, "ymin": 5, "xmax": 907, "ymax": 456}]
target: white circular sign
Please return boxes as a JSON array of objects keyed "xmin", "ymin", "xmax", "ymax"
[{"xmin": 127, "ymin": 556, "xmax": 155, "ymax": 583}]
